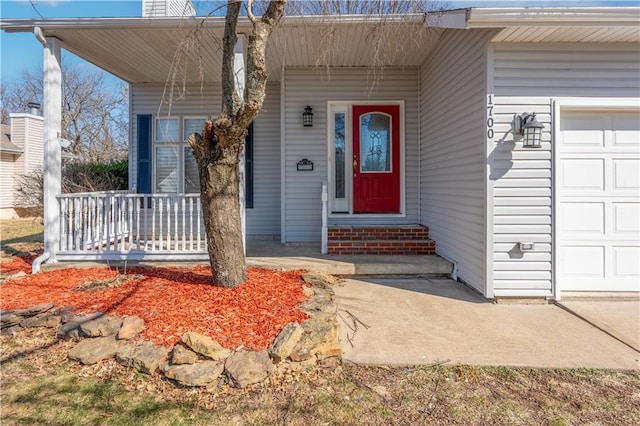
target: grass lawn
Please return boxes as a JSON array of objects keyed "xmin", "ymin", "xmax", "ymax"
[{"xmin": 1, "ymin": 218, "xmax": 639, "ymax": 425}]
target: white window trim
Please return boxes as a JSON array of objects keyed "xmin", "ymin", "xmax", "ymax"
[
  {"xmin": 152, "ymin": 115, "xmax": 206, "ymax": 194},
  {"xmin": 326, "ymin": 100, "xmax": 406, "ymax": 218}
]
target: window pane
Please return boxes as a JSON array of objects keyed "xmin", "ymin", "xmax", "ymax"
[
  {"xmin": 360, "ymin": 113, "xmax": 390, "ymax": 172},
  {"xmin": 155, "ymin": 118, "xmax": 179, "ymax": 142},
  {"xmin": 334, "ymin": 112, "xmax": 345, "ymax": 199},
  {"xmin": 184, "ymin": 118, "xmax": 206, "ymax": 141},
  {"xmin": 184, "ymin": 147, "xmax": 200, "ymax": 193},
  {"xmin": 156, "ymin": 147, "xmax": 178, "ymax": 192}
]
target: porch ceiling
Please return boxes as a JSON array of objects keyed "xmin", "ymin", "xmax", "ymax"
[
  {"xmin": 2, "ymin": 8, "xmax": 638, "ymax": 84},
  {"xmin": 1, "ymin": 16, "xmax": 444, "ymax": 84}
]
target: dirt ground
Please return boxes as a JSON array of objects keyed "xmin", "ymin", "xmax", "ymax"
[
  {"xmin": 1, "ymin": 328, "xmax": 638, "ymax": 425},
  {"xmin": 0, "ymin": 217, "xmax": 44, "ymax": 258},
  {"xmin": 1, "ymin": 218, "xmax": 639, "ymax": 425}
]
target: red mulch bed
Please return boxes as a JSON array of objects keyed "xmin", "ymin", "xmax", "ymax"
[
  {"xmin": 0, "ymin": 255, "xmax": 36, "ymax": 275},
  {"xmin": 0, "ymin": 266, "xmax": 309, "ymax": 350}
]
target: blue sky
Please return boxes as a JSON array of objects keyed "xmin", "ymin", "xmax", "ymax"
[{"xmin": 1, "ymin": 0, "xmax": 637, "ymax": 91}]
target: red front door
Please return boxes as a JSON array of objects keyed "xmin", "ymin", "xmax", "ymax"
[{"xmin": 353, "ymin": 105, "xmax": 401, "ymax": 213}]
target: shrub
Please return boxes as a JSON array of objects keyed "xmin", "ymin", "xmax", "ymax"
[{"xmin": 14, "ymin": 159, "xmax": 129, "ymax": 211}]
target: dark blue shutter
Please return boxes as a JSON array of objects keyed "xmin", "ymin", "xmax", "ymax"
[
  {"xmin": 137, "ymin": 115, "xmax": 152, "ymax": 194},
  {"xmin": 245, "ymin": 123, "xmax": 254, "ymax": 208}
]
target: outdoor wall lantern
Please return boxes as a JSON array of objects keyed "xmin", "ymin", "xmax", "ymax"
[
  {"xmin": 303, "ymin": 106, "xmax": 313, "ymax": 127},
  {"xmin": 513, "ymin": 112, "xmax": 544, "ymax": 148}
]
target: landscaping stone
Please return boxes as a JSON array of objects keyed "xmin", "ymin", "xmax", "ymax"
[
  {"xmin": 164, "ymin": 361, "xmax": 224, "ymax": 387},
  {"xmin": 0, "ymin": 325, "xmax": 21, "ymax": 336},
  {"xmin": 269, "ymin": 322, "xmax": 304, "ymax": 363},
  {"xmin": 182, "ymin": 332, "xmax": 231, "ymax": 361},
  {"xmin": 117, "ymin": 316, "xmax": 145, "ymax": 340},
  {"xmin": 300, "ymin": 296, "xmax": 337, "ymax": 315},
  {"xmin": 57, "ymin": 312, "xmax": 105, "ymax": 340},
  {"xmin": 57, "ymin": 306, "xmax": 76, "ymax": 324},
  {"xmin": 1, "ymin": 313, "xmax": 23, "ymax": 329},
  {"xmin": 172, "ymin": 344, "xmax": 199, "ymax": 365},
  {"xmin": 290, "ymin": 313, "xmax": 341, "ymax": 362},
  {"xmin": 20, "ymin": 313, "xmax": 61, "ymax": 328},
  {"xmin": 225, "ymin": 350, "xmax": 274, "ymax": 388},
  {"xmin": 116, "ymin": 342, "xmax": 170, "ymax": 374},
  {"xmin": 1, "ymin": 271, "xmax": 345, "ymax": 391},
  {"xmin": 68, "ymin": 336, "xmax": 123, "ymax": 365},
  {"xmin": 302, "ymin": 272, "xmax": 339, "ymax": 289},
  {"xmin": 10, "ymin": 303, "xmax": 55, "ymax": 317},
  {"xmin": 302, "ymin": 286, "xmax": 315, "ymax": 297},
  {"xmin": 80, "ymin": 315, "xmax": 122, "ymax": 337},
  {"xmin": 1, "ymin": 303, "xmax": 57, "ymax": 331}
]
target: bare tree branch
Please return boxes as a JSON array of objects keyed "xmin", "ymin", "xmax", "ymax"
[
  {"xmin": 247, "ymin": 0, "xmax": 257, "ymax": 24},
  {"xmin": 221, "ymin": 0, "xmax": 242, "ymax": 118}
]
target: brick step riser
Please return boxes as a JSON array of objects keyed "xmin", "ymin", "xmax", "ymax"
[{"xmin": 328, "ymin": 228, "xmax": 430, "ymax": 241}]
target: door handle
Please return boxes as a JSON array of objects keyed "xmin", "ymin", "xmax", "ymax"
[{"xmin": 353, "ymin": 159, "xmax": 357, "ymax": 169}]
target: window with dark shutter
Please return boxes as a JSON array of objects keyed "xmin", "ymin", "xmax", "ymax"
[
  {"xmin": 245, "ymin": 122, "xmax": 254, "ymax": 209},
  {"xmin": 136, "ymin": 114, "xmax": 152, "ymax": 194}
]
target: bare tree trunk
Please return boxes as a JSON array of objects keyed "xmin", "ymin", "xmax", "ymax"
[
  {"xmin": 189, "ymin": 0, "xmax": 285, "ymax": 288},
  {"xmin": 199, "ymin": 140, "xmax": 246, "ymax": 287}
]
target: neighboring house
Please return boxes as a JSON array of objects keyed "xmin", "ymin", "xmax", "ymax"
[
  {"xmin": 2, "ymin": 5, "xmax": 638, "ymax": 299},
  {"xmin": 0, "ymin": 111, "xmax": 44, "ymax": 218}
]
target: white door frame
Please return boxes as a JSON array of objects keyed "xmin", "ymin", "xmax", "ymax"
[
  {"xmin": 552, "ymin": 97, "xmax": 640, "ymax": 301},
  {"xmin": 326, "ymin": 100, "xmax": 406, "ymax": 218}
]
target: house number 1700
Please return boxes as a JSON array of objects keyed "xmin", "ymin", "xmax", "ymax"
[{"xmin": 486, "ymin": 94, "xmax": 494, "ymax": 140}]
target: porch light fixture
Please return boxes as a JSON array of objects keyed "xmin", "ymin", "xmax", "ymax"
[
  {"xmin": 303, "ymin": 106, "xmax": 313, "ymax": 127},
  {"xmin": 514, "ymin": 113, "xmax": 544, "ymax": 148}
]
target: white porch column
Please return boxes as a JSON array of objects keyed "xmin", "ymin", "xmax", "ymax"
[
  {"xmin": 42, "ymin": 36, "xmax": 62, "ymax": 262},
  {"xmin": 235, "ymin": 35, "xmax": 246, "ymax": 254}
]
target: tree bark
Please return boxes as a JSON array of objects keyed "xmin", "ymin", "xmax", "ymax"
[{"xmin": 199, "ymin": 140, "xmax": 246, "ymax": 287}]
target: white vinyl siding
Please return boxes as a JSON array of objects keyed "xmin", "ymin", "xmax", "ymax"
[
  {"xmin": 420, "ymin": 29, "xmax": 498, "ymax": 293},
  {"xmin": 25, "ymin": 118, "xmax": 43, "ymax": 175},
  {"xmin": 142, "ymin": 0, "xmax": 194, "ymax": 17},
  {"xmin": 0, "ymin": 154, "xmax": 15, "ymax": 209},
  {"xmin": 130, "ymin": 82, "xmax": 281, "ymax": 236},
  {"xmin": 490, "ymin": 43, "xmax": 640, "ymax": 297},
  {"xmin": 283, "ymin": 67, "xmax": 420, "ymax": 242}
]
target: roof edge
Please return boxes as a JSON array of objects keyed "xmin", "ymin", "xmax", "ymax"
[
  {"xmin": 467, "ymin": 7, "xmax": 640, "ymax": 28},
  {"xmin": 0, "ymin": 10, "xmax": 468, "ymax": 33}
]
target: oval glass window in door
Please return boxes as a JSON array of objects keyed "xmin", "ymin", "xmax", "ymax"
[{"xmin": 360, "ymin": 113, "xmax": 391, "ymax": 172}]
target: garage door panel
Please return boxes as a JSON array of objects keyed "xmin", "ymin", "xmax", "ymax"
[
  {"xmin": 613, "ymin": 246, "xmax": 640, "ymax": 278},
  {"xmin": 562, "ymin": 246, "xmax": 605, "ymax": 278},
  {"xmin": 561, "ymin": 202, "xmax": 604, "ymax": 234},
  {"xmin": 613, "ymin": 159, "xmax": 640, "ymax": 190},
  {"xmin": 612, "ymin": 113, "xmax": 640, "ymax": 146},
  {"xmin": 560, "ymin": 159, "xmax": 604, "ymax": 190},
  {"xmin": 613, "ymin": 202, "xmax": 640, "ymax": 233},
  {"xmin": 558, "ymin": 109, "xmax": 639, "ymax": 293},
  {"xmin": 561, "ymin": 129, "xmax": 604, "ymax": 147}
]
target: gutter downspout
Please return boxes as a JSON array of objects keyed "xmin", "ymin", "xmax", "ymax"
[{"xmin": 32, "ymin": 27, "xmax": 62, "ymax": 273}]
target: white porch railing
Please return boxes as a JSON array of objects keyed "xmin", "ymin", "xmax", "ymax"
[{"xmin": 56, "ymin": 192, "xmax": 209, "ymax": 261}]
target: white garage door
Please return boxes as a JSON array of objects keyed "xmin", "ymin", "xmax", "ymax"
[{"xmin": 558, "ymin": 109, "xmax": 640, "ymax": 292}]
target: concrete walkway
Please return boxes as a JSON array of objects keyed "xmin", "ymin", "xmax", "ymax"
[
  {"xmin": 556, "ymin": 300, "xmax": 640, "ymax": 353},
  {"xmin": 334, "ymin": 277, "xmax": 640, "ymax": 370}
]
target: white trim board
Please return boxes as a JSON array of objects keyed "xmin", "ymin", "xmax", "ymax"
[
  {"xmin": 326, "ymin": 100, "xmax": 406, "ymax": 218},
  {"xmin": 552, "ymin": 97, "xmax": 640, "ymax": 301}
]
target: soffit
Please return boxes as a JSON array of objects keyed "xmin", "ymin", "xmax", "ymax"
[
  {"xmin": 5, "ymin": 18, "xmax": 443, "ymax": 84},
  {"xmin": 491, "ymin": 26, "xmax": 640, "ymax": 43}
]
